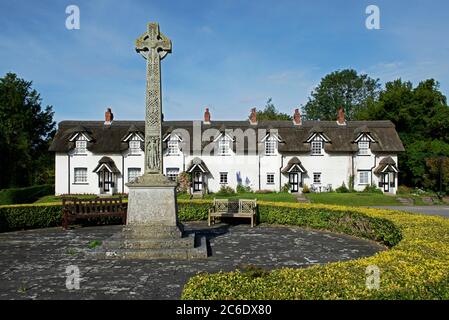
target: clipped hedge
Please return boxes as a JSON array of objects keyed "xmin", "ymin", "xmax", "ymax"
[
  {"xmin": 0, "ymin": 185, "xmax": 54, "ymax": 205},
  {"xmin": 182, "ymin": 202, "xmax": 449, "ymax": 300},
  {"xmin": 0, "ymin": 199, "xmax": 210, "ymax": 232}
]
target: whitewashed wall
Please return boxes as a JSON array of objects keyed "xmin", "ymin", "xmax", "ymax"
[{"xmin": 55, "ymin": 147, "xmax": 399, "ymax": 195}]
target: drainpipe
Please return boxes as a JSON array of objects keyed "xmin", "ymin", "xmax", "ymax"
[
  {"xmin": 68, "ymin": 154, "xmax": 71, "ymax": 195},
  {"xmin": 279, "ymin": 154, "xmax": 283, "ymax": 192},
  {"xmin": 122, "ymin": 155, "xmax": 125, "ymax": 193}
]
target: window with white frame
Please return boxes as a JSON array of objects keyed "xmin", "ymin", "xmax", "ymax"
[
  {"xmin": 128, "ymin": 168, "xmax": 141, "ymax": 182},
  {"xmin": 129, "ymin": 140, "xmax": 141, "ymax": 155},
  {"xmin": 313, "ymin": 172, "xmax": 321, "ymax": 184},
  {"xmin": 166, "ymin": 168, "xmax": 179, "ymax": 181},
  {"xmin": 167, "ymin": 139, "xmax": 180, "ymax": 155},
  {"xmin": 220, "ymin": 172, "xmax": 228, "ymax": 184},
  {"xmin": 75, "ymin": 140, "xmax": 87, "ymax": 154},
  {"xmin": 265, "ymin": 136, "xmax": 277, "ymax": 155},
  {"xmin": 218, "ymin": 135, "xmax": 232, "ymax": 156},
  {"xmin": 358, "ymin": 141, "xmax": 370, "ymax": 155},
  {"xmin": 311, "ymin": 141, "xmax": 323, "ymax": 155},
  {"xmin": 74, "ymin": 168, "xmax": 87, "ymax": 183},
  {"xmin": 267, "ymin": 173, "xmax": 275, "ymax": 185},
  {"xmin": 359, "ymin": 171, "xmax": 370, "ymax": 185}
]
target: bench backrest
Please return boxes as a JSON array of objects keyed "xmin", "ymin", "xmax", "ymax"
[
  {"xmin": 239, "ymin": 199, "xmax": 257, "ymax": 213},
  {"xmin": 213, "ymin": 198, "xmax": 256, "ymax": 213},
  {"xmin": 62, "ymin": 197, "xmax": 125, "ymax": 214}
]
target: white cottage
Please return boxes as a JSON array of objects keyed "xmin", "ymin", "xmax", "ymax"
[{"xmin": 49, "ymin": 107, "xmax": 404, "ymax": 196}]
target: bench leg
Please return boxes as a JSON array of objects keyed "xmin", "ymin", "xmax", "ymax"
[{"xmin": 62, "ymin": 213, "xmax": 68, "ymax": 230}]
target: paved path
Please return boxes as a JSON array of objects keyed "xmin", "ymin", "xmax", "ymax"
[
  {"xmin": 372, "ymin": 206, "xmax": 449, "ymax": 218},
  {"xmin": 0, "ymin": 222, "xmax": 384, "ymax": 300}
]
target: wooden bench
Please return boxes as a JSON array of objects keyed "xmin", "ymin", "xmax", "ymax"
[
  {"xmin": 208, "ymin": 199, "xmax": 257, "ymax": 227},
  {"xmin": 62, "ymin": 197, "xmax": 127, "ymax": 230}
]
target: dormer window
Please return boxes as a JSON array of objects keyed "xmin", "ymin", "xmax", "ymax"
[
  {"xmin": 358, "ymin": 141, "xmax": 369, "ymax": 155},
  {"xmin": 122, "ymin": 129, "xmax": 144, "ymax": 155},
  {"xmin": 164, "ymin": 133, "xmax": 182, "ymax": 156},
  {"xmin": 265, "ymin": 136, "xmax": 277, "ymax": 156},
  {"xmin": 218, "ymin": 135, "xmax": 232, "ymax": 156},
  {"xmin": 306, "ymin": 130, "xmax": 330, "ymax": 156},
  {"xmin": 311, "ymin": 141, "xmax": 323, "ymax": 155},
  {"xmin": 75, "ymin": 140, "xmax": 87, "ymax": 154},
  {"xmin": 167, "ymin": 139, "xmax": 180, "ymax": 155},
  {"xmin": 129, "ymin": 140, "xmax": 141, "ymax": 155},
  {"xmin": 355, "ymin": 132, "xmax": 375, "ymax": 156}
]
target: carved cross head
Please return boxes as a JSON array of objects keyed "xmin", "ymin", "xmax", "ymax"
[{"xmin": 135, "ymin": 22, "xmax": 172, "ymax": 60}]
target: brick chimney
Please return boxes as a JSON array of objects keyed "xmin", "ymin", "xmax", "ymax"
[
  {"xmin": 337, "ymin": 107, "xmax": 346, "ymax": 125},
  {"xmin": 204, "ymin": 107, "xmax": 211, "ymax": 124},
  {"xmin": 249, "ymin": 108, "xmax": 257, "ymax": 125},
  {"xmin": 105, "ymin": 107, "xmax": 114, "ymax": 125},
  {"xmin": 293, "ymin": 108, "xmax": 302, "ymax": 126}
]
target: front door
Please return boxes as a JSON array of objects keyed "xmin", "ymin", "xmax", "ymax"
[
  {"xmin": 193, "ymin": 171, "xmax": 202, "ymax": 192},
  {"xmin": 99, "ymin": 170, "xmax": 113, "ymax": 194},
  {"xmin": 383, "ymin": 173, "xmax": 390, "ymax": 192},
  {"xmin": 289, "ymin": 173, "xmax": 299, "ymax": 193}
]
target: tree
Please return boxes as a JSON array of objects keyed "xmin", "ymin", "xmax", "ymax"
[
  {"xmin": 0, "ymin": 73, "xmax": 56, "ymax": 189},
  {"xmin": 359, "ymin": 78, "xmax": 449, "ymax": 190},
  {"xmin": 303, "ymin": 69, "xmax": 380, "ymax": 120},
  {"xmin": 256, "ymin": 98, "xmax": 292, "ymax": 121}
]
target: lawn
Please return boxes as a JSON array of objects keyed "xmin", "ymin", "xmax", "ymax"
[{"xmin": 305, "ymin": 192, "xmax": 402, "ymax": 206}]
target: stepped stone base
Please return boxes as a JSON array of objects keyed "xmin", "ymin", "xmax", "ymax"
[
  {"xmin": 89, "ymin": 225, "xmax": 208, "ymax": 260},
  {"xmin": 88, "ymin": 175, "xmax": 208, "ymax": 260}
]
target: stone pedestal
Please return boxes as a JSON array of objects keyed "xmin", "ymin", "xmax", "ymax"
[{"xmin": 91, "ymin": 174, "xmax": 207, "ymax": 260}]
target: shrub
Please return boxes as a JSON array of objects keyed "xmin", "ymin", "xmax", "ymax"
[
  {"xmin": 177, "ymin": 172, "xmax": 191, "ymax": 194},
  {"xmin": 182, "ymin": 202, "xmax": 449, "ymax": 300},
  {"xmin": 397, "ymin": 185, "xmax": 411, "ymax": 194},
  {"xmin": 348, "ymin": 175, "xmax": 355, "ymax": 192},
  {"xmin": 216, "ymin": 185, "xmax": 235, "ymax": 196},
  {"xmin": 302, "ymin": 184, "xmax": 310, "ymax": 193},
  {"xmin": 281, "ymin": 183, "xmax": 290, "ymax": 193},
  {"xmin": 363, "ymin": 184, "xmax": 383, "ymax": 194},
  {"xmin": 335, "ymin": 182, "xmax": 349, "ymax": 193},
  {"xmin": 0, "ymin": 185, "xmax": 54, "ymax": 205},
  {"xmin": 236, "ymin": 184, "xmax": 252, "ymax": 194}
]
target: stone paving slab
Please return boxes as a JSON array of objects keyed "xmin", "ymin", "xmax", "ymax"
[{"xmin": 0, "ymin": 222, "xmax": 384, "ymax": 300}]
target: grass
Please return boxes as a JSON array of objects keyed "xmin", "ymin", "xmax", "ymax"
[
  {"xmin": 34, "ymin": 194, "xmax": 117, "ymax": 204},
  {"xmin": 177, "ymin": 192, "xmax": 297, "ymax": 202},
  {"xmin": 305, "ymin": 192, "xmax": 402, "ymax": 206}
]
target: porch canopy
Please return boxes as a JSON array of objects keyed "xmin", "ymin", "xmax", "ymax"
[
  {"xmin": 93, "ymin": 156, "xmax": 121, "ymax": 174},
  {"xmin": 281, "ymin": 157, "xmax": 307, "ymax": 174},
  {"xmin": 186, "ymin": 157, "xmax": 210, "ymax": 174},
  {"xmin": 374, "ymin": 156, "xmax": 399, "ymax": 174}
]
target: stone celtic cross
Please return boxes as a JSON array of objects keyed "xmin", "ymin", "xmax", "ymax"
[{"xmin": 135, "ymin": 22, "xmax": 172, "ymax": 174}]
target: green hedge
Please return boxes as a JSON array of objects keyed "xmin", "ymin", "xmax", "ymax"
[
  {"xmin": 0, "ymin": 200, "xmax": 211, "ymax": 232},
  {"xmin": 258, "ymin": 205, "xmax": 401, "ymax": 247},
  {"xmin": 0, "ymin": 185, "xmax": 54, "ymax": 205}
]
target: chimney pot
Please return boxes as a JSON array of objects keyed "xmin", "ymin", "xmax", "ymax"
[
  {"xmin": 105, "ymin": 108, "xmax": 114, "ymax": 125},
  {"xmin": 204, "ymin": 107, "xmax": 211, "ymax": 124},
  {"xmin": 337, "ymin": 107, "xmax": 346, "ymax": 125},
  {"xmin": 293, "ymin": 108, "xmax": 302, "ymax": 126},
  {"xmin": 249, "ymin": 108, "xmax": 257, "ymax": 125}
]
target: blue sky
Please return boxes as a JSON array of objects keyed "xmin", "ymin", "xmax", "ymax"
[{"xmin": 1, "ymin": 0, "xmax": 448, "ymax": 123}]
